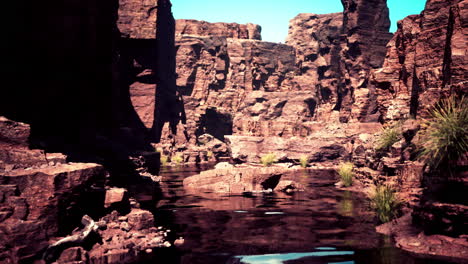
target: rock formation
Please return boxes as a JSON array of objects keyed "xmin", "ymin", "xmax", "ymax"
[
  {"xmin": 373, "ymin": 0, "xmax": 468, "ymax": 122},
  {"xmin": 369, "ymin": 0, "xmax": 468, "ymax": 245},
  {"xmin": 0, "ymin": 0, "xmax": 178, "ymax": 262},
  {"xmin": 286, "ymin": 0, "xmax": 392, "ymax": 123},
  {"xmin": 176, "ymin": 19, "xmax": 262, "ymax": 40},
  {"xmin": 142, "ymin": 0, "xmax": 393, "ymax": 163}
]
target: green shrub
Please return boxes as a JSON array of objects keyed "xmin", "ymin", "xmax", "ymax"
[
  {"xmin": 376, "ymin": 125, "xmax": 401, "ymax": 151},
  {"xmin": 337, "ymin": 162, "xmax": 354, "ymax": 187},
  {"xmin": 371, "ymin": 185, "xmax": 400, "ymax": 223},
  {"xmin": 171, "ymin": 153, "xmax": 184, "ymax": 164},
  {"xmin": 418, "ymin": 95, "xmax": 468, "ymax": 171},
  {"xmin": 260, "ymin": 153, "xmax": 277, "ymax": 166},
  {"xmin": 299, "ymin": 155, "xmax": 309, "ymax": 168},
  {"xmin": 160, "ymin": 154, "xmax": 168, "ymax": 166}
]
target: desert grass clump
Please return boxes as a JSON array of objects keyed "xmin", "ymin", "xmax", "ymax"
[
  {"xmin": 418, "ymin": 95, "xmax": 468, "ymax": 171},
  {"xmin": 171, "ymin": 153, "xmax": 184, "ymax": 164},
  {"xmin": 160, "ymin": 154, "xmax": 168, "ymax": 166},
  {"xmin": 261, "ymin": 153, "xmax": 278, "ymax": 167},
  {"xmin": 376, "ymin": 125, "xmax": 401, "ymax": 151},
  {"xmin": 337, "ymin": 162, "xmax": 354, "ymax": 187},
  {"xmin": 371, "ymin": 185, "xmax": 400, "ymax": 223},
  {"xmin": 299, "ymin": 155, "xmax": 309, "ymax": 168}
]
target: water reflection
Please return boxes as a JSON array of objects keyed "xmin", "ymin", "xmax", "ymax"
[
  {"xmin": 147, "ymin": 166, "xmax": 456, "ymax": 264},
  {"xmin": 230, "ymin": 250, "xmax": 354, "ymax": 264}
]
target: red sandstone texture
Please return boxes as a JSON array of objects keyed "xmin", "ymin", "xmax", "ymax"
[
  {"xmin": 176, "ymin": 19, "xmax": 262, "ymax": 40},
  {"xmin": 373, "ymin": 0, "xmax": 468, "ymax": 122},
  {"xmin": 0, "ymin": 117, "xmax": 172, "ymax": 263},
  {"xmin": 1, "ymin": 0, "xmax": 467, "ymax": 262},
  {"xmin": 135, "ymin": 0, "xmax": 394, "ymax": 163}
]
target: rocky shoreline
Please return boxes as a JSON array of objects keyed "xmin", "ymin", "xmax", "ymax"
[{"xmin": 1, "ymin": 0, "xmax": 466, "ymax": 262}]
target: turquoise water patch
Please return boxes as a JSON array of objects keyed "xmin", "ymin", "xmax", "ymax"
[
  {"xmin": 315, "ymin": 247, "xmax": 337, "ymax": 250},
  {"xmin": 234, "ymin": 251, "xmax": 354, "ymax": 264}
]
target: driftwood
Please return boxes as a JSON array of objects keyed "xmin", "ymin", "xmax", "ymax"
[{"xmin": 43, "ymin": 215, "xmax": 99, "ymax": 262}]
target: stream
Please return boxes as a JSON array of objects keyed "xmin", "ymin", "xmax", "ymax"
[{"xmin": 139, "ymin": 165, "xmax": 455, "ymax": 264}]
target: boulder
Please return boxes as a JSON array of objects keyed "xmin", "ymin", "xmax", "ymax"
[{"xmin": 183, "ymin": 166, "xmax": 288, "ymax": 193}]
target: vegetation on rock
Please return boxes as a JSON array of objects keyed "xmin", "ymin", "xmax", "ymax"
[
  {"xmin": 371, "ymin": 185, "xmax": 400, "ymax": 223},
  {"xmin": 160, "ymin": 154, "xmax": 168, "ymax": 166},
  {"xmin": 418, "ymin": 95, "xmax": 467, "ymax": 171},
  {"xmin": 376, "ymin": 124, "xmax": 401, "ymax": 151},
  {"xmin": 172, "ymin": 153, "xmax": 184, "ymax": 164},
  {"xmin": 337, "ymin": 162, "xmax": 354, "ymax": 187},
  {"xmin": 299, "ymin": 155, "xmax": 309, "ymax": 168},
  {"xmin": 260, "ymin": 153, "xmax": 278, "ymax": 166}
]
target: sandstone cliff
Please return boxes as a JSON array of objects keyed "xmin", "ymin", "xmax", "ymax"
[
  {"xmin": 176, "ymin": 19, "xmax": 262, "ymax": 40},
  {"xmin": 1, "ymin": 0, "xmax": 175, "ymax": 262},
  {"xmin": 286, "ymin": 0, "xmax": 393, "ymax": 123},
  {"xmin": 146, "ymin": 0, "xmax": 393, "ymax": 163},
  {"xmin": 373, "ymin": 0, "xmax": 468, "ymax": 122}
]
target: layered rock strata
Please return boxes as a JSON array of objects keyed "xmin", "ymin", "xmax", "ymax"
[
  {"xmin": 286, "ymin": 0, "xmax": 393, "ymax": 123},
  {"xmin": 373, "ymin": 0, "xmax": 468, "ymax": 122},
  {"xmin": 176, "ymin": 19, "xmax": 262, "ymax": 40},
  {"xmin": 0, "ymin": 118, "xmax": 107, "ymax": 263},
  {"xmin": 151, "ymin": 0, "xmax": 393, "ymax": 160}
]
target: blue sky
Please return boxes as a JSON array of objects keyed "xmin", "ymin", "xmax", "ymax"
[{"xmin": 171, "ymin": 0, "xmax": 427, "ymax": 43}]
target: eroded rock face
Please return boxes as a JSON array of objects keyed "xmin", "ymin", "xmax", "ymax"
[
  {"xmin": 0, "ymin": 163, "xmax": 106, "ymax": 263},
  {"xmin": 286, "ymin": 1, "xmax": 392, "ymax": 123},
  {"xmin": 184, "ymin": 165, "xmax": 293, "ymax": 193},
  {"xmin": 227, "ymin": 122, "xmax": 381, "ymax": 164},
  {"xmin": 118, "ymin": 0, "xmax": 158, "ymax": 39},
  {"xmin": 156, "ymin": 35, "xmax": 297, "ymax": 147},
  {"xmin": 286, "ymin": 13, "xmax": 343, "ymax": 112},
  {"xmin": 176, "ymin": 19, "xmax": 261, "ymax": 40},
  {"xmin": 373, "ymin": 0, "xmax": 468, "ymax": 122}
]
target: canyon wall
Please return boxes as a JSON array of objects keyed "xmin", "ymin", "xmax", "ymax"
[
  {"xmin": 143, "ymin": 0, "xmax": 391, "ymax": 163},
  {"xmin": 1, "ymin": 0, "xmax": 174, "ymax": 262},
  {"xmin": 176, "ymin": 19, "xmax": 262, "ymax": 40},
  {"xmin": 373, "ymin": 0, "xmax": 468, "ymax": 122},
  {"xmin": 286, "ymin": 0, "xmax": 393, "ymax": 123}
]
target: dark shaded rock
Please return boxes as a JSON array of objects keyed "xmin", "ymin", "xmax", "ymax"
[
  {"xmin": 377, "ymin": 214, "xmax": 468, "ymax": 261},
  {"xmin": 0, "ymin": 117, "xmax": 30, "ymax": 147},
  {"xmin": 0, "ymin": 163, "xmax": 106, "ymax": 263},
  {"xmin": 56, "ymin": 247, "xmax": 88, "ymax": 263},
  {"xmin": 413, "ymin": 202, "xmax": 468, "ymax": 237}
]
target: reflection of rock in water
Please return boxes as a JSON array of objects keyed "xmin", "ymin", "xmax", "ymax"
[{"xmin": 154, "ymin": 168, "xmax": 385, "ymax": 264}]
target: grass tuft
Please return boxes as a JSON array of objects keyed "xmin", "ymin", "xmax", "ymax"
[
  {"xmin": 418, "ymin": 95, "xmax": 468, "ymax": 171},
  {"xmin": 171, "ymin": 153, "xmax": 184, "ymax": 164},
  {"xmin": 160, "ymin": 154, "xmax": 168, "ymax": 166},
  {"xmin": 337, "ymin": 162, "xmax": 354, "ymax": 187},
  {"xmin": 299, "ymin": 155, "xmax": 309, "ymax": 168},
  {"xmin": 261, "ymin": 153, "xmax": 278, "ymax": 167},
  {"xmin": 376, "ymin": 124, "xmax": 401, "ymax": 151},
  {"xmin": 371, "ymin": 185, "xmax": 400, "ymax": 223}
]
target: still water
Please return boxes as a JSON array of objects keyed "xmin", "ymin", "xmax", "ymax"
[{"xmin": 140, "ymin": 165, "xmax": 456, "ymax": 264}]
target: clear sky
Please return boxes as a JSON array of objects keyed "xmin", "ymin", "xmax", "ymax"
[{"xmin": 171, "ymin": 0, "xmax": 427, "ymax": 43}]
